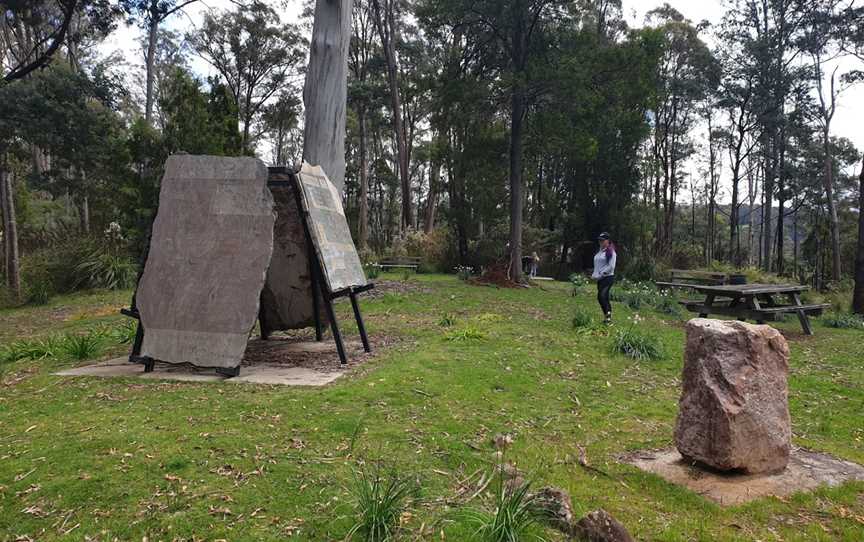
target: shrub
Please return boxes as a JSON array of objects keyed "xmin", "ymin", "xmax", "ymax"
[
  {"xmin": 572, "ymin": 308, "xmax": 594, "ymax": 329},
  {"xmin": 72, "ymin": 248, "xmax": 137, "ymax": 290},
  {"xmin": 402, "ymin": 228, "xmax": 449, "ymax": 271},
  {"xmin": 19, "ymin": 236, "xmax": 138, "ymax": 295},
  {"xmin": 63, "ymin": 333, "xmax": 102, "ymax": 360},
  {"xmin": 822, "ymin": 312, "xmax": 864, "ymax": 330},
  {"xmin": 26, "ymin": 278, "xmax": 53, "ymax": 306},
  {"xmin": 346, "ymin": 465, "xmax": 417, "ymax": 542}
]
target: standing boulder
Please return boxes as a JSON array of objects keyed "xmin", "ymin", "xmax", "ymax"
[{"xmin": 675, "ymin": 318, "xmax": 791, "ymax": 474}]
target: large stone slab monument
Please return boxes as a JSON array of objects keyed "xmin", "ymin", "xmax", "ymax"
[
  {"xmin": 674, "ymin": 318, "xmax": 791, "ymax": 474},
  {"xmin": 136, "ymin": 155, "xmax": 275, "ymax": 370}
]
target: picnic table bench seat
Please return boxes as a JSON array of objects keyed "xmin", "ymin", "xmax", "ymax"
[
  {"xmin": 672, "ymin": 283, "xmax": 830, "ymax": 335},
  {"xmin": 379, "ymin": 256, "xmax": 421, "ymax": 271}
]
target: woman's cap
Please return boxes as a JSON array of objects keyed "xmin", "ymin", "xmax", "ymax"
[{"xmin": 597, "ymin": 232, "xmax": 610, "ymax": 241}]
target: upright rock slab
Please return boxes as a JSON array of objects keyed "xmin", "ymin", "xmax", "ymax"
[
  {"xmin": 137, "ymin": 155, "xmax": 275, "ymax": 369},
  {"xmin": 258, "ymin": 172, "xmax": 325, "ymax": 333},
  {"xmin": 675, "ymin": 319, "xmax": 791, "ymax": 474}
]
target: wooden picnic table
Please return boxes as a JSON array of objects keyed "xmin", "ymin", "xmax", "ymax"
[{"xmin": 662, "ymin": 282, "xmax": 830, "ymax": 335}]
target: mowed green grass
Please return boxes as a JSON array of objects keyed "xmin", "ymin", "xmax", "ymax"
[{"xmin": 0, "ymin": 274, "xmax": 862, "ymax": 541}]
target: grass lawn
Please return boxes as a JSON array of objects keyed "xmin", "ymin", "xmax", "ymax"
[{"xmin": 1, "ymin": 273, "xmax": 862, "ymax": 541}]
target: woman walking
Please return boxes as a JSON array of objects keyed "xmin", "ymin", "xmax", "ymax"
[{"xmin": 591, "ymin": 232, "xmax": 617, "ymax": 324}]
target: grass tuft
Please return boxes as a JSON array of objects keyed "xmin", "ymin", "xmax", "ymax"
[
  {"xmin": 346, "ymin": 464, "xmax": 417, "ymax": 541},
  {"xmin": 0, "ymin": 335, "xmax": 65, "ymax": 364},
  {"xmin": 438, "ymin": 313, "xmax": 457, "ymax": 327},
  {"xmin": 63, "ymin": 333, "xmax": 102, "ymax": 360},
  {"xmin": 571, "ymin": 308, "xmax": 594, "ymax": 329},
  {"xmin": 612, "ymin": 328, "xmax": 664, "ymax": 360},
  {"xmin": 445, "ymin": 327, "xmax": 486, "ymax": 341},
  {"xmin": 467, "ymin": 479, "xmax": 545, "ymax": 542}
]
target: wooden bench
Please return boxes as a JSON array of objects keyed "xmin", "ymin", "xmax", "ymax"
[
  {"xmin": 657, "ymin": 270, "xmax": 728, "ymax": 291},
  {"xmin": 379, "ymin": 256, "xmax": 421, "ymax": 271}
]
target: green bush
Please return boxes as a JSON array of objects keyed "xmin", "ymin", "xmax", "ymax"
[
  {"xmin": 72, "ymin": 247, "xmax": 137, "ymax": 290},
  {"xmin": 572, "ymin": 308, "xmax": 594, "ymax": 329},
  {"xmin": 26, "ymin": 278, "xmax": 53, "ymax": 306},
  {"xmin": 18, "ymin": 236, "xmax": 138, "ymax": 296},
  {"xmin": 822, "ymin": 312, "xmax": 864, "ymax": 330}
]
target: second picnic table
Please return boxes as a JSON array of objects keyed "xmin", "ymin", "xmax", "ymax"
[{"xmin": 655, "ymin": 282, "xmax": 830, "ymax": 335}]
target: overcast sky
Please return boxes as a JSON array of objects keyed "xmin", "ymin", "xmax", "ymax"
[{"xmin": 101, "ymin": 0, "xmax": 863, "ymax": 179}]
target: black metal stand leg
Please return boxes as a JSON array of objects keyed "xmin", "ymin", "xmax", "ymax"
[
  {"xmin": 350, "ymin": 290, "xmax": 371, "ymax": 353},
  {"xmin": 130, "ymin": 321, "xmax": 144, "ymax": 361},
  {"xmin": 323, "ymin": 295, "xmax": 347, "ymax": 364},
  {"xmin": 312, "ymin": 281, "xmax": 323, "ymax": 342}
]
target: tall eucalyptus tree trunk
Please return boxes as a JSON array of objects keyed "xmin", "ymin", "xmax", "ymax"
[
  {"xmin": 0, "ymin": 154, "xmax": 21, "ymax": 299},
  {"xmin": 853, "ymin": 159, "xmax": 864, "ymax": 313},
  {"xmin": 357, "ymin": 108, "xmax": 369, "ymax": 248},
  {"xmin": 370, "ymin": 0, "xmax": 411, "ymax": 229},
  {"xmin": 303, "ymin": 0, "xmax": 352, "ymax": 192}
]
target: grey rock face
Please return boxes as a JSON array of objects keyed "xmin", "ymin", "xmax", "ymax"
[
  {"xmin": 258, "ymin": 175, "xmax": 326, "ymax": 333},
  {"xmin": 675, "ymin": 318, "xmax": 791, "ymax": 474},
  {"xmin": 137, "ymin": 155, "xmax": 275, "ymax": 369}
]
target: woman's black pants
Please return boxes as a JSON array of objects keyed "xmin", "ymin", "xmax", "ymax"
[{"xmin": 597, "ymin": 275, "xmax": 614, "ymax": 317}]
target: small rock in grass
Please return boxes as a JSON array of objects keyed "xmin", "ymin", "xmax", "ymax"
[
  {"xmin": 573, "ymin": 508, "xmax": 634, "ymax": 542},
  {"xmin": 531, "ymin": 486, "xmax": 575, "ymax": 535}
]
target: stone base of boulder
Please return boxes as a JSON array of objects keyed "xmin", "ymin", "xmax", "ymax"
[{"xmin": 622, "ymin": 447, "xmax": 864, "ymax": 506}]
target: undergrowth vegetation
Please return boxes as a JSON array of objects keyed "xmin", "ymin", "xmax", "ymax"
[
  {"xmin": 822, "ymin": 311, "xmax": 864, "ymax": 329},
  {"xmin": 0, "ymin": 321, "xmax": 132, "ymax": 366}
]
